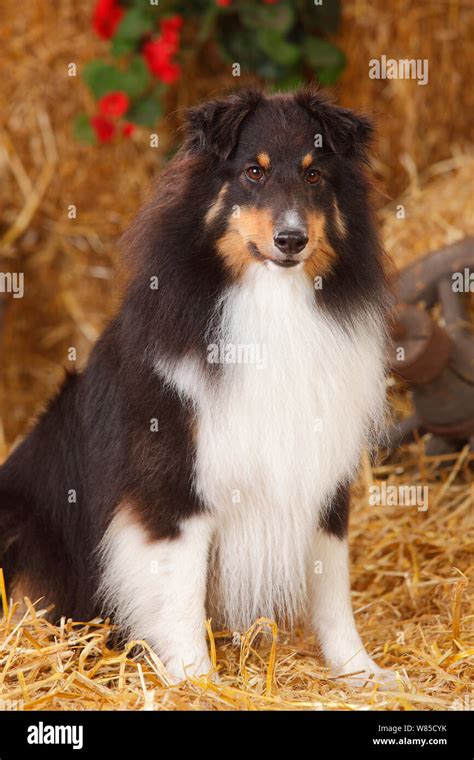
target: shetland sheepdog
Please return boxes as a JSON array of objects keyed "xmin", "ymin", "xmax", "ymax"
[{"xmin": 0, "ymin": 87, "xmax": 395, "ymax": 685}]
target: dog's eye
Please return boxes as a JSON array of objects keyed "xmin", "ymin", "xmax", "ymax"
[
  {"xmin": 245, "ymin": 166, "xmax": 265, "ymax": 183},
  {"xmin": 305, "ymin": 168, "xmax": 322, "ymax": 185}
]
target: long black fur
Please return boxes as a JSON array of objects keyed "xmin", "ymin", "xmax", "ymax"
[{"xmin": 0, "ymin": 86, "xmax": 389, "ymax": 621}]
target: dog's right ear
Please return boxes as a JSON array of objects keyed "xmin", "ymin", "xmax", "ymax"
[{"xmin": 184, "ymin": 88, "xmax": 263, "ymax": 160}]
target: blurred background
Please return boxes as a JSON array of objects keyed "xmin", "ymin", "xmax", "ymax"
[
  {"xmin": 0, "ymin": 0, "xmax": 472, "ymax": 711},
  {"xmin": 0, "ymin": 0, "xmax": 472, "ymax": 449}
]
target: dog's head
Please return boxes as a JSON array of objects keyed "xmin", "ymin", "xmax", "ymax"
[{"xmin": 184, "ymin": 86, "xmax": 375, "ymax": 281}]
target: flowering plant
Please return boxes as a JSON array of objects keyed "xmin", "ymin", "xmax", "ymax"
[{"xmin": 75, "ymin": 0, "xmax": 344, "ymax": 144}]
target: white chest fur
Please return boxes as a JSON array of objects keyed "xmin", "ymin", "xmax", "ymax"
[{"xmin": 156, "ymin": 264, "xmax": 386, "ymax": 629}]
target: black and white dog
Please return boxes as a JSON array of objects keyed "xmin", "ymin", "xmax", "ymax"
[{"xmin": 0, "ymin": 87, "xmax": 394, "ymax": 685}]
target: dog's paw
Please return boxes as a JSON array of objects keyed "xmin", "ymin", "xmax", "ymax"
[
  {"xmin": 164, "ymin": 654, "xmax": 218, "ymax": 685},
  {"xmin": 331, "ymin": 658, "xmax": 399, "ymax": 691}
]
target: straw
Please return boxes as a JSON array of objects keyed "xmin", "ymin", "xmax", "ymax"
[{"xmin": 0, "ymin": 0, "xmax": 472, "ymax": 712}]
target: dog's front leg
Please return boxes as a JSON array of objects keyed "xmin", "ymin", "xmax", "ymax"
[
  {"xmin": 310, "ymin": 486, "xmax": 396, "ymax": 688},
  {"xmin": 100, "ymin": 509, "xmax": 214, "ymax": 683}
]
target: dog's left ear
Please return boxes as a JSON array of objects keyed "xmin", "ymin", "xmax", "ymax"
[
  {"xmin": 295, "ymin": 86, "xmax": 374, "ymax": 161},
  {"xmin": 184, "ymin": 88, "xmax": 263, "ymax": 160}
]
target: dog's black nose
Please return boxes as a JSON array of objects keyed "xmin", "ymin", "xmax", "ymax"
[{"xmin": 273, "ymin": 229, "xmax": 308, "ymax": 255}]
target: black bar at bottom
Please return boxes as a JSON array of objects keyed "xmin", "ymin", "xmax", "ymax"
[{"xmin": 0, "ymin": 709, "xmax": 470, "ymax": 757}]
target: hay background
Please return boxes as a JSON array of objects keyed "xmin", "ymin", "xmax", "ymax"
[{"xmin": 0, "ymin": 0, "xmax": 472, "ymax": 710}]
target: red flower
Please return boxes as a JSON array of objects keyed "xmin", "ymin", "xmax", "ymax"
[
  {"xmin": 92, "ymin": 0, "xmax": 124, "ymax": 40},
  {"xmin": 143, "ymin": 39, "xmax": 169, "ymax": 73},
  {"xmin": 91, "ymin": 115, "xmax": 116, "ymax": 143},
  {"xmin": 122, "ymin": 122, "xmax": 135, "ymax": 138},
  {"xmin": 160, "ymin": 27, "xmax": 180, "ymax": 48},
  {"xmin": 143, "ymin": 38, "xmax": 180, "ymax": 83},
  {"xmin": 158, "ymin": 61, "xmax": 181, "ymax": 84},
  {"xmin": 161, "ymin": 15, "xmax": 184, "ymax": 34},
  {"xmin": 98, "ymin": 91, "xmax": 129, "ymax": 118},
  {"xmin": 216, "ymin": 0, "xmax": 231, "ymax": 6},
  {"xmin": 142, "ymin": 14, "xmax": 183, "ymax": 84}
]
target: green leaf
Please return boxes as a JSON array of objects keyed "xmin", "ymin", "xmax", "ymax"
[
  {"xmin": 73, "ymin": 113, "xmax": 95, "ymax": 145},
  {"xmin": 111, "ymin": 36, "xmax": 137, "ymax": 57},
  {"xmin": 126, "ymin": 96, "xmax": 161, "ymax": 127},
  {"xmin": 257, "ymin": 29, "xmax": 301, "ymax": 67},
  {"xmin": 317, "ymin": 66, "xmax": 344, "ymax": 86},
  {"xmin": 303, "ymin": 38, "xmax": 346, "ymax": 71},
  {"xmin": 82, "ymin": 60, "xmax": 124, "ymax": 98},
  {"xmin": 217, "ymin": 18, "xmax": 286, "ymax": 79},
  {"xmin": 121, "ymin": 57, "xmax": 151, "ymax": 99},
  {"xmin": 303, "ymin": 38, "xmax": 346, "ymax": 84},
  {"xmin": 83, "ymin": 57, "xmax": 150, "ymax": 100},
  {"xmin": 111, "ymin": 8, "xmax": 154, "ymax": 56}
]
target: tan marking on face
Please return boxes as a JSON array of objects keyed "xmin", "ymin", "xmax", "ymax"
[
  {"xmin": 256, "ymin": 152, "xmax": 271, "ymax": 170},
  {"xmin": 304, "ymin": 240, "xmax": 338, "ymax": 280},
  {"xmin": 302, "ymin": 152, "xmax": 314, "ymax": 169},
  {"xmin": 303, "ymin": 211, "xmax": 338, "ymax": 280},
  {"xmin": 333, "ymin": 199, "xmax": 347, "ymax": 238},
  {"xmin": 306, "ymin": 211, "xmax": 325, "ymax": 246},
  {"xmin": 216, "ymin": 207, "xmax": 274, "ymax": 278},
  {"xmin": 205, "ymin": 182, "xmax": 229, "ymax": 225}
]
